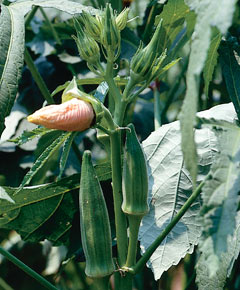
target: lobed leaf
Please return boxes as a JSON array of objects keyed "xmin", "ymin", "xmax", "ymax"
[{"xmin": 139, "ymin": 103, "xmax": 237, "ymax": 280}]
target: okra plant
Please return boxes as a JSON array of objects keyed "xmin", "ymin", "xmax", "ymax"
[{"xmin": 0, "ymin": 0, "xmax": 240, "ymax": 290}]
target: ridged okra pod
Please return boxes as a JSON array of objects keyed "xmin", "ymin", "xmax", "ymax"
[
  {"xmin": 79, "ymin": 151, "xmax": 115, "ymax": 278},
  {"xmin": 122, "ymin": 124, "xmax": 149, "ymax": 268},
  {"xmin": 122, "ymin": 124, "xmax": 149, "ymax": 216}
]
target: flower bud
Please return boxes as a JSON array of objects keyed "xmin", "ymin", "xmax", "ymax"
[
  {"xmin": 27, "ymin": 98, "xmax": 95, "ymax": 132},
  {"xmin": 73, "ymin": 18, "xmax": 101, "ymax": 65},
  {"xmin": 130, "ymin": 19, "xmax": 163, "ymax": 80},
  {"xmin": 62, "ymin": 77, "xmax": 104, "ymax": 125},
  {"xmin": 116, "ymin": 7, "xmax": 129, "ymax": 31},
  {"xmin": 81, "ymin": 11, "xmax": 102, "ymax": 42},
  {"xmin": 100, "ymin": 4, "xmax": 120, "ymax": 58}
]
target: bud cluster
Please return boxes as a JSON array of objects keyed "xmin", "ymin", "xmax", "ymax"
[{"xmin": 73, "ymin": 4, "xmax": 130, "ymax": 67}]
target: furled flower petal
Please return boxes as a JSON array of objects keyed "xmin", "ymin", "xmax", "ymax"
[{"xmin": 27, "ymin": 98, "xmax": 95, "ymax": 131}]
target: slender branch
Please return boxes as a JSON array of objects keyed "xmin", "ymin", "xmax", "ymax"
[
  {"xmin": 128, "ymin": 175, "xmax": 210, "ymax": 274},
  {"xmin": 125, "ymin": 215, "xmax": 142, "ymax": 267},
  {"xmin": 39, "ymin": 7, "xmax": 62, "ymax": 45},
  {"xmin": 25, "ymin": 6, "xmax": 39, "ymax": 27},
  {"xmin": 0, "ymin": 247, "xmax": 58, "ymax": 290},
  {"xmin": 24, "ymin": 48, "xmax": 54, "ymax": 104},
  {"xmin": 110, "ymin": 130, "xmax": 128, "ymax": 267}
]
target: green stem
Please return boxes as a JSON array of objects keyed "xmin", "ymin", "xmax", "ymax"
[
  {"xmin": 125, "ymin": 215, "xmax": 142, "ymax": 268},
  {"xmin": 92, "ymin": 276, "xmax": 110, "ymax": 290},
  {"xmin": 113, "ymin": 99, "xmax": 128, "ymax": 126},
  {"xmin": 24, "ymin": 48, "xmax": 54, "ymax": 104},
  {"xmin": 114, "ymin": 272, "xmax": 133, "ymax": 290},
  {"xmin": 0, "ymin": 247, "xmax": 58, "ymax": 290},
  {"xmin": 25, "ymin": 6, "xmax": 39, "ymax": 27},
  {"xmin": 105, "ymin": 58, "xmax": 122, "ymax": 107},
  {"xmin": 129, "ymin": 175, "xmax": 209, "ymax": 274},
  {"xmin": 110, "ymin": 130, "xmax": 128, "ymax": 267},
  {"xmin": 39, "ymin": 7, "xmax": 62, "ymax": 45}
]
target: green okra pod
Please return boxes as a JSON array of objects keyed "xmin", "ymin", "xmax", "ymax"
[
  {"xmin": 79, "ymin": 150, "xmax": 115, "ymax": 278},
  {"xmin": 122, "ymin": 124, "xmax": 149, "ymax": 217}
]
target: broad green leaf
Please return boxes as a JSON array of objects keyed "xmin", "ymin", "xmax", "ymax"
[
  {"xmin": 179, "ymin": 0, "xmax": 237, "ymax": 185},
  {"xmin": 8, "ymin": 127, "xmax": 54, "ymax": 146},
  {"xmin": 219, "ymin": 37, "xmax": 240, "ymax": 121},
  {"xmin": 57, "ymin": 132, "xmax": 77, "ymax": 180},
  {"xmin": 16, "ymin": 131, "xmax": 71, "ymax": 192},
  {"xmin": 196, "ymin": 212, "xmax": 240, "ymax": 290},
  {"xmin": 140, "ymin": 103, "xmax": 237, "ymax": 280},
  {"xmin": 198, "ymin": 127, "xmax": 240, "ymax": 277},
  {"xmin": 0, "ymin": 174, "xmax": 80, "ymax": 214},
  {"xmin": 203, "ymin": 27, "xmax": 221, "ymax": 96},
  {"xmin": 0, "ymin": 174, "xmax": 80, "ymax": 244},
  {"xmin": 155, "ymin": 0, "xmax": 191, "ymax": 53},
  {"xmin": 0, "ymin": 4, "xmax": 25, "ymax": 136},
  {"xmin": 0, "ymin": 187, "xmax": 15, "ymax": 204}
]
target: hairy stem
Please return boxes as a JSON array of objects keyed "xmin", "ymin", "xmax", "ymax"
[{"xmin": 0, "ymin": 247, "xmax": 57, "ymax": 290}]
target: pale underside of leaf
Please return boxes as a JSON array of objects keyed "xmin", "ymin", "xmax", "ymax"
[
  {"xmin": 140, "ymin": 119, "xmax": 217, "ymax": 280},
  {"xmin": 198, "ymin": 127, "xmax": 240, "ymax": 277},
  {"xmin": 140, "ymin": 103, "xmax": 237, "ymax": 280},
  {"xmin": 196, "ymin": 211, "xmax": 240, "ymax": 290},
  {"xmin": 11, "ymin": 0, "xmax": 99, "ymax": 16}
]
